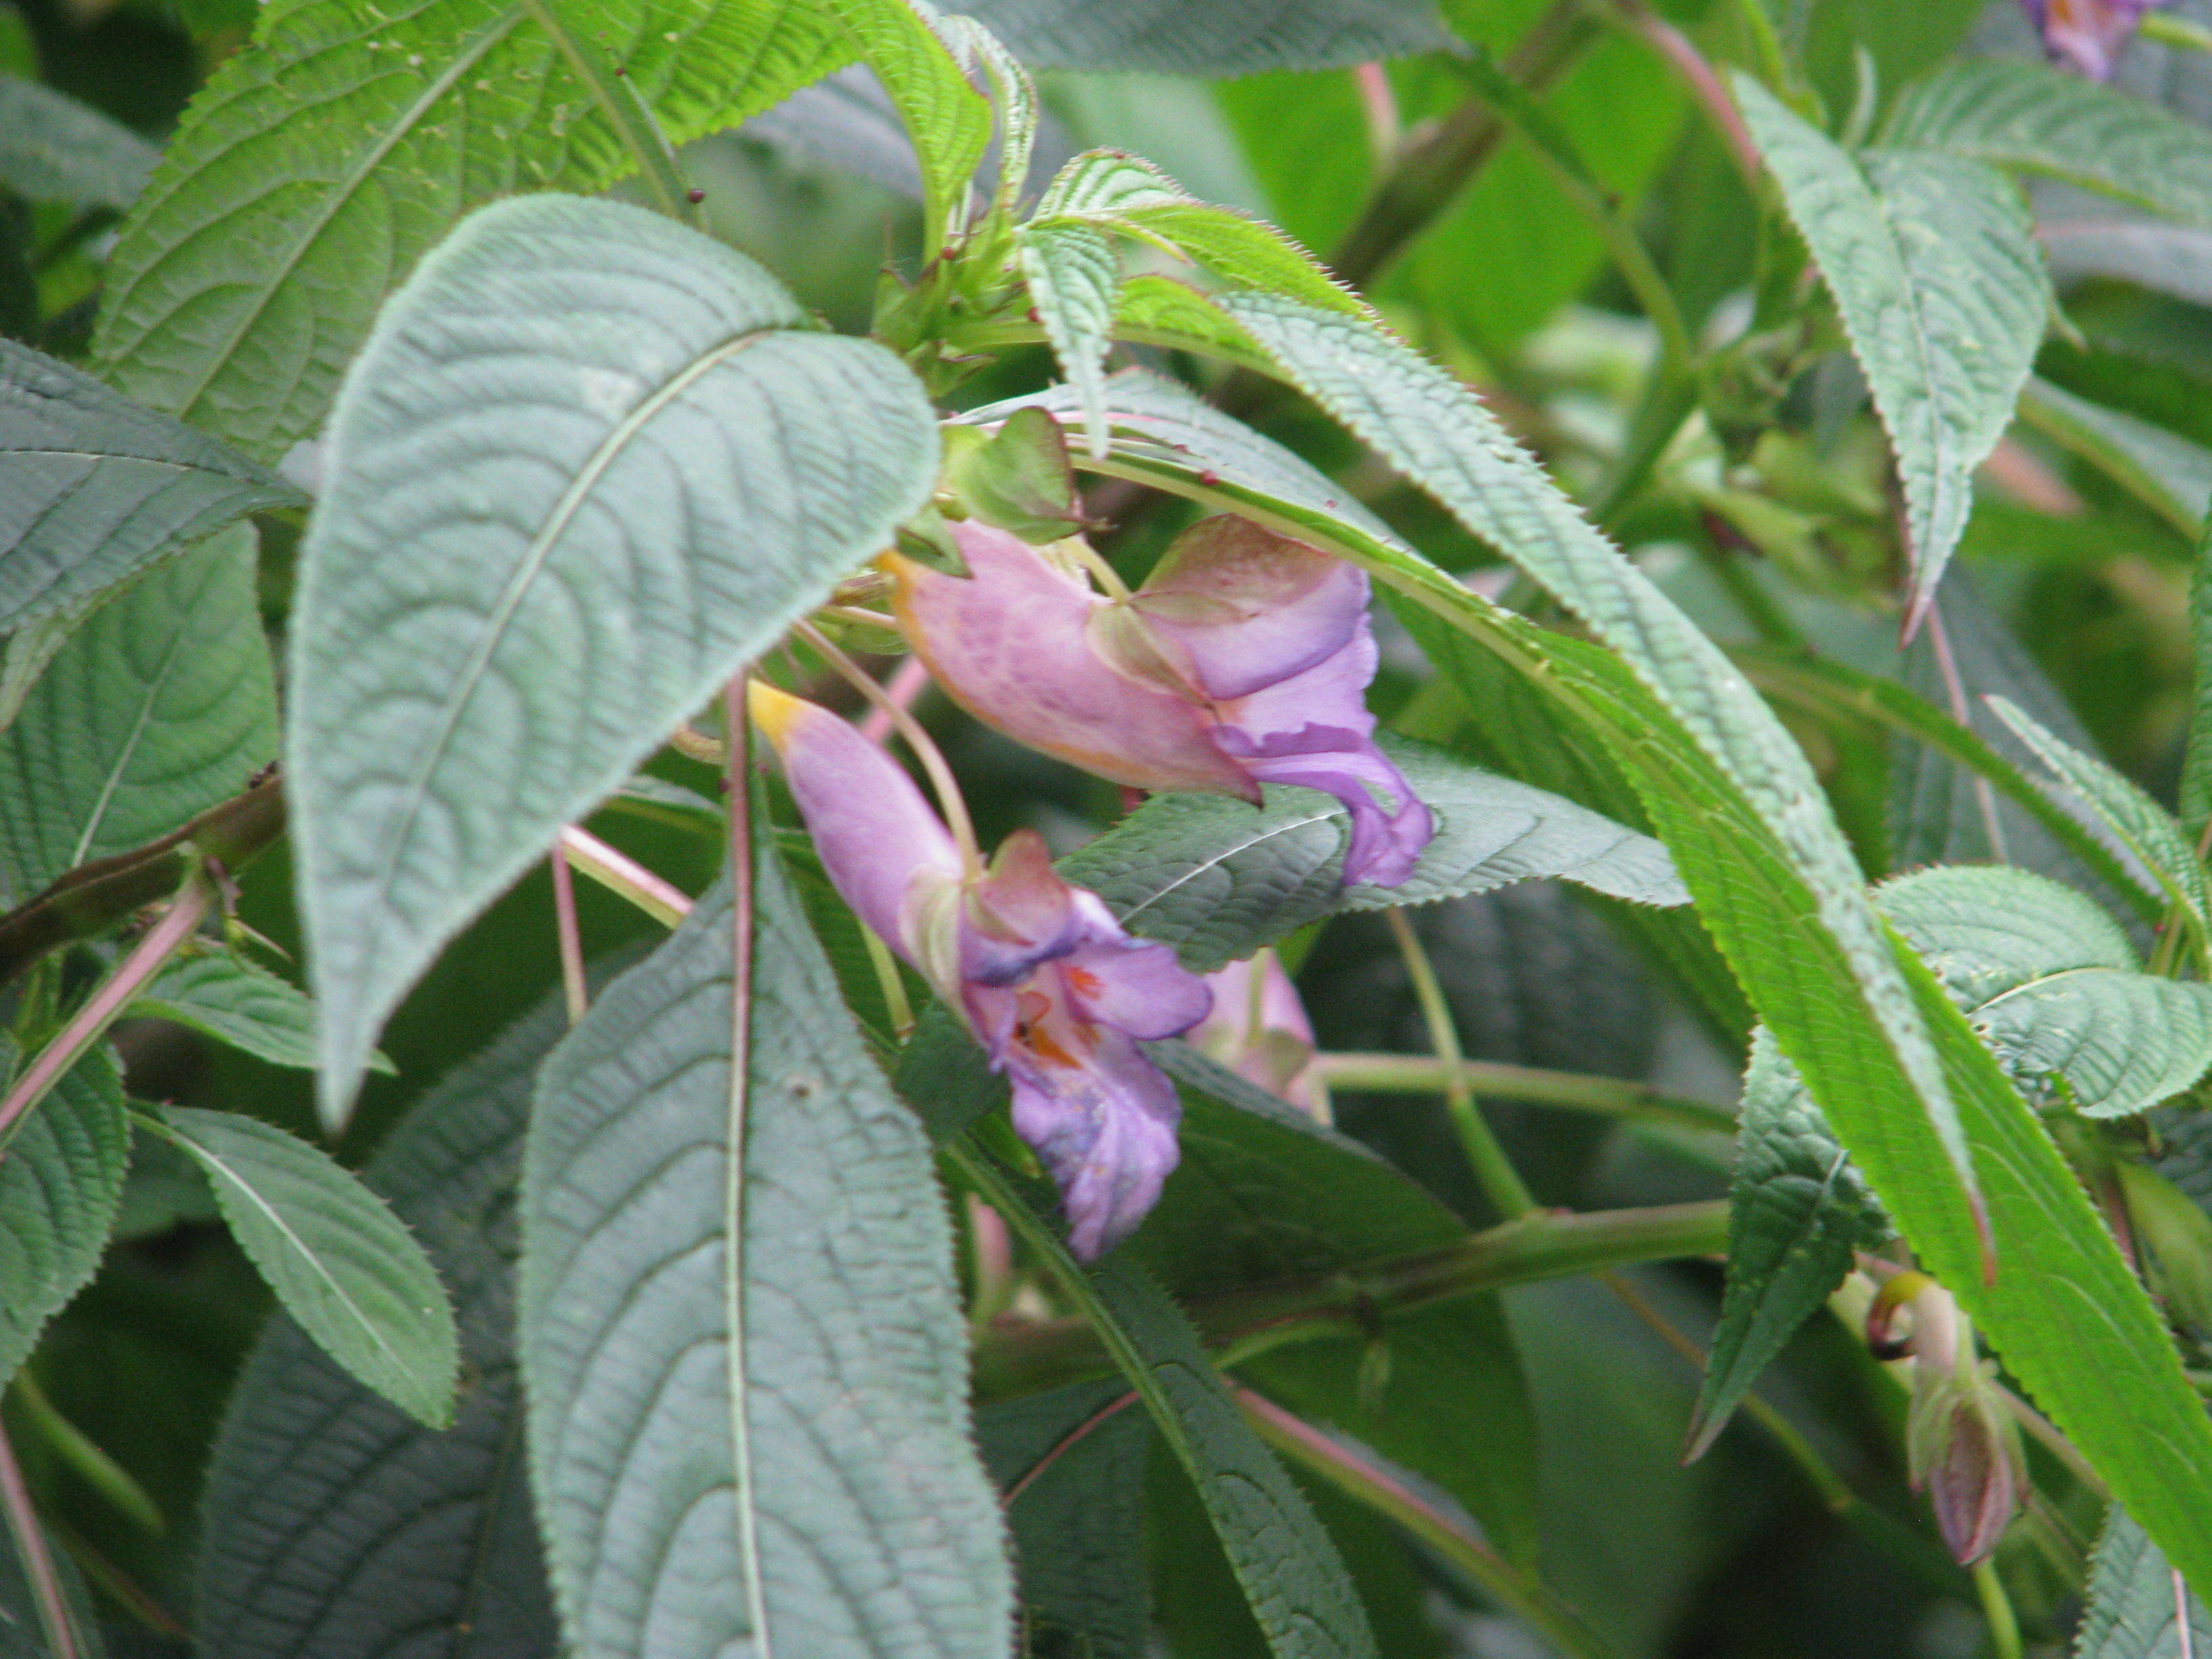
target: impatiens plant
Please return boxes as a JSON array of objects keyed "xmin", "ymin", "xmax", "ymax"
[{"xmin": 18, "ymin": 0, "xmax": 2212, "ymax": 1654}]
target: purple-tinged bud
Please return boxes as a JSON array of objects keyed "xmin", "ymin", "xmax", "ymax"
[
  {"xmin": 2020, "ymin": 0, "xmax": 2158, "ymax": 80},
  {"xmin": 1889, "ymin": 1279, "xmax": 2026, "ymax": 1565}
]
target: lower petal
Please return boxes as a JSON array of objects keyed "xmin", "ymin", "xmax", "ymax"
[{"xmin": 1004, "ymin": 1033, "xmax": 1183, "ymax": 1261}]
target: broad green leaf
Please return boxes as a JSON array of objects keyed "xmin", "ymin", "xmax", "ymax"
[
  {"xmin": 954, "ymin": 1142, "xmax": 1378, "ymax": 1659},
  {"xmin": 1882, "ymin": 865, "xmax": 2212, "ymax": 1118},
  {"xmin": 815, "ymin": 0, "xmax": 990, "ymax": 247},
  {"xmin": 194, "ymin": 991, "xmax": 567, "ymax": 1659},
  {"xmin": 1689, "ymin": 1030, "xmax": 1889, "ymax": 1459},
  {"xmin": 520, "ymin": 857, "xmax": 1010, "ymax": 1659},
  {"xmin": 1017, "ymin": 219, "xmax": 1120, "ymax": 455},
  {"xmin": 91, "ymin": 0, "xmax": 848, "ymax": 460},
  {"xmin": 1033, "ymin": 307, "xmax": 2212, "ymax": 1593},
  {"xmin": 2018, "ymin": 377, "xmax": 2212, "ymax": 539},
  {"xmin": 0, "ymin": 1045, "xmax": 126, "ymax": 1391},
  {"xmin": 0, "ymin": 523, "xmax": 276, "ymax": 905},
  {"xmin": 1060, "ymin": 735, "xmax": 1686, "ymax": 974},
  {"xmin": 131, "ymin": 949, "xmax": 394, "ymax": 1076},
  {"xmin": 0, "ymin": 75, "xmax": 157, "ymax": 211},
  {"xmin": 2080, "ymin": 1509, "xmax": 2212, "ymax": 1659},
  {"xmin": 956, "ymin": 0, "xmax": 1443, "ymax": 73},
  {"xmin": 1885, "ymin": 57, "xmax": 2212, "ymax": 229},
  {"xmin": 0, "ymin": 340, "xmax": 301, "ymax": 638},
  {"xmin": 142, "ymin": 1105, "xmax": 459, "ymax": 1429},
  {"xmin": 288, "ymin": 194, "xmax": 937, "ymax": 1126},
  {"xmin": 1734, "ymin": 79, "xmax": 2049, "ymax": 619},
  {"xmin": 1989, "ymin": 697, "xmax": 2212, "ymax": 945},
  {"xmin": 976, "ymin": 1381, "xmax": 1149, "ymax": 1659}
]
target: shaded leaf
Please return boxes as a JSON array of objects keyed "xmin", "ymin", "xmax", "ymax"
[
  {"xmin": 287, "ymin": 193, "xmax": 937, "ymax": 1125},
  {"xmin": 194, "ymin": 992, "xmax": 570, "ymax": 1659},
  {"xmin": 520, "ymin": 856, "xmax": 1010, "ymax": 1659},
  {"xmin": 1735, "ymin": 78, "xmax": 2049, "ymax": 618},
  {"xmin": 0, "ymin": 75, "xmax": 157, "ymax": 211},
  {"xmin": 0, "ymin": 1496, "xmax": 102, "ymax": 1659},
  {"xmin": 2019, "ymin": 377, "xmax": 2212, "ymax": 538},
  {"xmin": 0, "ymin": 339, "xmax": 300, "ymax": 638},
  {"xmin": 0, "ymin": 1045, "xmax": 125, "ymax": 1391},
  {"xmin": 956, "ymin": 0, "xmax": 1442, "ymax": 73},
  {"xmin": 0, "ymin": 523, "xmax": 276, "ymax": 905},
  {"xmin": 142, "ymin": 1106, "xmax": 459, "ymax": 1428},
  {"xmin": 2078, "ymin": 1507, "xmax": 2212, "ymax": 1659},
  {"xmin": 132, "ymin": 949, "xmax": 393, "ymax": 1076}
]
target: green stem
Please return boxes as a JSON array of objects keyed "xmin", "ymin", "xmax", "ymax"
[
  {"xmin": 1385, "ymin": 908, "xmax": 1538, "ymax": 1220},
  {"xmin": 1972, "ymin": 1559, "xmax": 2024, "ymax": 1659},
  {"xmin": 515, "ymin": 0, "xmax": 699, "ymax": 226},
  {"xmin": 6, "ymin": 1375, "xmax": 163, "ymax": 1536},
  {"xmin": 1237, "ymin": 1387, "xmax": 1620, "ymax": 1659},
  {"xmin": 1592, "ymin": 364, "xmax": 1700, "ymax": 527},
  {"xmin": 1311, "ymin": 1051, "xmax": 1736, "ymax": 1134},
  {"xmin": 2140, "ymin": 11, "xmax": 2212, "ymax": 53},
  {"xmin": 560, "ymin": 825, "xmax": 693, "ymax": 928},
  {"xmin": 970, "ymin": 1199, "xmax": 1729, "ymax": 1400},
  {"xmin": 549, "ymin": 849, "xmax": 588, "ymax": 1028}
]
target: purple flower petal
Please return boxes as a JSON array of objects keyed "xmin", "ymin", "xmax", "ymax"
[
  {"xmin": 1061, "ymin": 931, "xmax": 1214, "ymax": 1039},
  {"xmin": 889, "ymin": 525, "xmax": 1256, "ymax": 797},
  {"xmin": 749, "ymin": 682, "xmax": 962, "ymax": 958},
  {"xmin": 2022, "ymin": 0, "xmax": 2156, "ymax": 78},
  {"xmin": 960, "ymin": 829, "xmax": 1088, "ymax": 986},
  {"xmin": 1133, "ymin": 516, "xmax": 1368, "ymax": 700},
  {"xmin": 1191, "ymin": 954, "xmax": 1328, "ymax": 1119}
]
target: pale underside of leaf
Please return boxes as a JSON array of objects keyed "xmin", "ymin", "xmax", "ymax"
[{"xmin": 1017, "ymin": 219, "xmax": 1122, "ymax": 458}]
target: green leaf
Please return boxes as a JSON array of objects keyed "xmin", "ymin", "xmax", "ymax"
[
  {"xmin": 1060, "ymin": 735, "xmax": 1685, "ymax": 974},
  {"xmin": 1734, "ymin": 78, "xmax": 2050, "ymax": 619},
  {"xmin": 0, "ymin": 339, "xmax": 301, "ymax": 638},
  {"xmin": 519, "ymin": 855, "xmax": 1011, "ymax": 1659},
  {"xmin": 2079, "ymin": 1508, "xmax": 2212, "ymax": 1659},
  {"xmin": 977, "ymin": 1381, "xmax": 1150, "ymax": 1659},
  {"xmin": 2018, "ymin": 376, "xmax": 2212, "ymax": 538},
  {"xmin": 193, "ymin": 991, "xmax": 568, "ymax": 1659},
  {"xmin": 0, "ymin": 1497, "xmax": 104, "ymax": 1659},
  {"xmin": 91, "ymin": 0, "xmax": 848, "ymax": 460},
  {"xmin": 0, "ymin": 1045, "xmax": 126, "ymax": 1391},
  {"xmin": 288, "ymin": 194, "xmax": 937, "ymax": 1126},
  {"xmin": 2187, "ymin": 523, "xmax": 2212, "ymax": 838},
  {"xmin": 130, "ymin": 949, "xmax": 394, "ymax": 1076},
  {"xmin": 1988, "ymin": 696, "xmax": 2212, "ymax": 947},
  {"xmin": 815, "ymin": 0, "xmax": 989, "ymax": 248},
  {"xmin": 142, "ymin": 1105, "xmax": 459, "ymax": 1428},
  {"xmin": 1017, "ymin": 218, "xmax": 1121, "ymax": 455},
  {"xmin": 1039, "ymin": 307, "xmax": 2212, "ymax": 1594},
  {"xmin": 0, "ymin": 523, "xmax": 276, "ymax": 905},
  {"xmin": 956, "ymin": 0, "xmax": 1443, "ymax": 73},
  {"xmin": 952, "ymin": 1140, "xmax": 1379, "ymax": 1659},
  {"xmin": 1885, "ymin": 57, "xmax": 2212, "ymax": 230},
  {"xmin": 0, "ymin": 75, "xmax": 157, "ymax": 211},
  {"xmin": 1689, "ymin": 1029, "xmax": 1890, "ymax": 1459},
  {"xmin": 1881, "ymin": 865, "xmax": 2212, "ymax": 1118}
]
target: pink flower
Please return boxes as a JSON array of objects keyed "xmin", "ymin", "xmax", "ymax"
[
  {"xmin": 752, "ymin": 682, "xmax": 1211, "ymax": 1258},
  {"xmin": 887, "ymin": 516, "xmax": 1433, "ymax": 888},
  {"xmin": 2021, "ymin": 0, "xmax": 2158, "ymax": 79},
  {"xmin": 1189, "ymin": 952, "xmax": 1329, "ymax": 1122}
]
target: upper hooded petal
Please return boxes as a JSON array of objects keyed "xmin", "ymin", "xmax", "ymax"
[
  {"xmin": 1132, "ymin": 516, "xmax": 1368, "ymax": 701},
  {"xmin": 888, "ymin": 523, "xmax": 1255, "ymax": 798},
  {"xmin": 959, "ymin": 828, "xmax": 1085, "ymax": 986},
  {"xmin": 749, "ymin": 682, "xmax": 962, "ymax": 961}
]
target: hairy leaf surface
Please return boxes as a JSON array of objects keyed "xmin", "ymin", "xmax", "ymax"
[
  {"xmin": 2079, "ymin": 1508, "xmax": 2212, "ymax": 1659},
  {"xmin": 0, "ymin": 1046, "xmax": 125, "ymax": 1391},
  {"xmin": 287, "ymin": 194, "xmax": 936, "ymax": 1124},
  {"xmin": 133, "ymin": 950, "xmax": 392, "ymax": 1076}
]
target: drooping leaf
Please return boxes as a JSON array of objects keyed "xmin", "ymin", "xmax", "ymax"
[
  {"xmin": 519, "ymin": 856, "xmax": 1010, "ymax": 1659},
  {"xmin": 287, "ymin": 193, "xmax": 937, "ymax": 1126},
  {"xmin": 1884, "ymin": 57, "xmax": 2212, "ymax": 229},
  {"xmin": 2019, "ymin": 376, "xmax": 2212, "ymax": 538},
  {"xmin": 2078, "ymin": 1507, "xmax": 2212, "ymax": 1659},
  {"xmin": 955, "ymin": 0, "xmax": 1443, "ymax": 73},
  {"xmin": 977, "ymin": 1381, "xmax": 1150, "ymax": 1659},
  {"xmin": 1689, "ymin": 1029, "xmax": 1891, "ymax": 1459},
  {"xmin": 0, "ymin": 1044, "xmax": 126, "ymax": 1391},
  {"xmin": 194, "ymin": 991, "xmax": 570, "ymax": 1659},
  {"xmin": 91, "ymin": 0, "xmax": 850, "ymax": 460},
  {"xmin": 0, "ymin": 75, "xmax": 158, "ymax": 212},
  {"xmin": 0, "ymin": 339, "xmax": 302, "ymax": 638},
  {"xmin": 1060, "ymin": 735, "xmax": 1685, "ymax": 974},
  {"xmin": 2041, "ymin": 218, "xmax": 2212, "ymax": 310},
  {"xmin": 140, "ymin": 1105, "xmax": 459, "ymax": 1429},
  {"xmin": 1016, "ymin": 218, "xmax": 1121, "ymax": 454},
  {"xmin": 0, "ymin": 523, "xmax": 276, "ymax": 905},
  {"xmin": 1734, "ymin": 78, "xmax": 2050, "ymax": 619},
  {"xmin": 130, "ymin": 949, "xmax": 393, "ymax": 1076}
]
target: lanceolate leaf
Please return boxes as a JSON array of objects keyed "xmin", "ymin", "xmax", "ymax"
[
  {"xmin": 0, "ymin": 75, "xmax": 158, "ymax": 212},
  {"xmin": 1045, "ymin": 314, "xmax": 2212, "ymax": 1593},
  {"xmin": 520, "ymin": 858, "xmax": 1010, "ymax": 1659},
  {"xmin": 2018, "ymin": 377, "xmax": 2212, "ymax": 539},
  {"xmin": 287, "ymin": 194, "xmax": 937, "ymax": 1126},
  {"xmin": 1734, "ymin": 79, "xmax": 2049, "ymax": 621},
  {"xmin": 1885, "ymin": 57, "xmax": 2212, "ymax": 230},
  {"xmin": 0, "ymin": 1046, "xmax": 126, "ymax": 1391},
  {"xmin": 0, "ymin": 523, "xmax": 276, "ymax": 905},
  {"xmin": 0, "ymin": 340, "xmax": 301, "ymax": 638},
  {"xmin": 1689, "ymin": 1031, "xmax": 1891, "ymax": 1459},
  {"xmin": 195, "ymin": 993, "xmax": 571, "ymax": 1659},
  {"xmin": 2078, "ymin": 1508, "xmax": 2212, "ymax": 1659},
  {"xmin": 131, "ymin": 950, "xmax": 393, "ymax": 1076},
  {"xmin": 142, "ymin": 1106, "xmax": 459, "ymax": 1429},
  {"xmin": 91, "ymin": 0, "xmax": 849, "ymax": 461},
  {"xmin": 1061, "ymin": 735, "xmax": 1686, "ymax": 974},
  {"xmin": 1017, "ymin": 220, "xmax": 1120, "ymax": 455},
  {"xmin": 954, "ymin": 0, "xmax": 1443, "ymax": 74},
  {"xmin": 815, "ymin": 0, "xmax": 991, "ymax": 247}
]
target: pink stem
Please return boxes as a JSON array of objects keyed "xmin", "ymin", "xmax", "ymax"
[
  {"xmin": 0, "ymin": 879, "xmax": 211, "ymax": 1146},
  {"xmin": 1617, "ymin": 0, "xmax": 1762, "ymax": 187},
  {"xmin": 1000, "ymin": 1391, "xmax": 1139, "ymax": 1507},
  {"xmin": 1353, "ymin": 62, "xmax": 1401, "ymax": 161},
  {"xmin": 0, "ymin": 1416, "xmax": 78, "ymax": 1659},
  {"xmin": 859, "ymin": 655, "xmax": 930, "ymax": 746},
  {"xmin": 550, "ymin": 850, "xmax": 588, "ymax": 1027}
]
